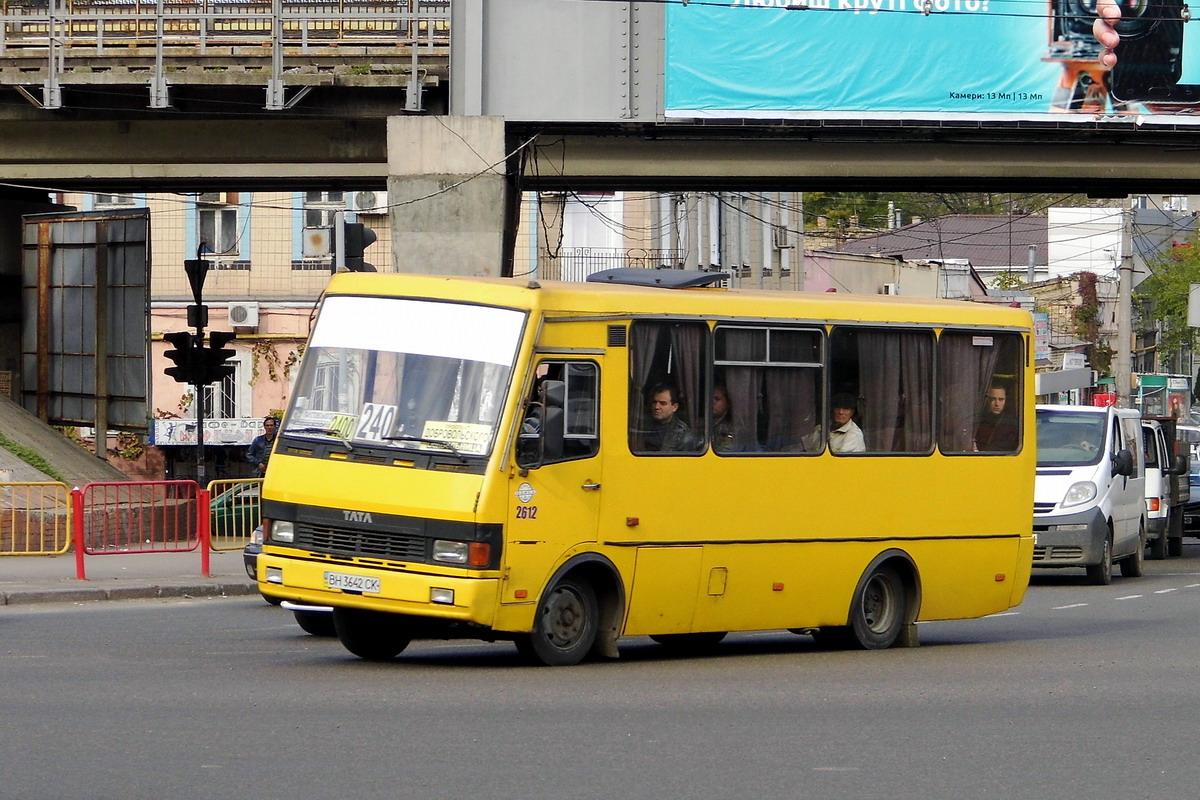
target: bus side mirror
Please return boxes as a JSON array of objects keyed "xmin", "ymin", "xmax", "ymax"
[
  {"xmin": 1112, "ymin": 449, "xmax": 1134, "ymax": 477},
  {"xmin": 1171, "ymin": 454, "xmax": 1189, "ymax": 476}
]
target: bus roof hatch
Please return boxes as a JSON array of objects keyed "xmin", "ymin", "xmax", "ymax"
[{"xmin": 585, "ymin": 268, "xmax": 728, "ymax": 289}]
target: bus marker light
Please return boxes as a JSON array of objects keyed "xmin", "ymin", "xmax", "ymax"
[
  {"xmin": 431, "ymin": 588, "xmax": 455, "ymax": 605},
  {"xmin": 772, "ymin": 583, "xmax": 784, "ymax": 592},
  {"xmin": 626, "ymin": 517, "xmax": 639, "ymax": 527},
  {"xmin": 468, "ymin": 542, "xmax": 491, "ymax": 567},
  {"xmin": 995, "ymin": 574, "xmax": 1006, "ymax": 582},
  {"xmin": 514, "ymin": 589, "xmax": 528, "ymax": 599}
]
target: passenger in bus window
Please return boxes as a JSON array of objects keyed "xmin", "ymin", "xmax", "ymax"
[
  {"xmin": 829, "ymin": 393, "xmax": 866, "ymax": 453},
  {"xmin": 974, "ymin": 381, "xmax": 1018, "ymax": 452},
  {"xmin": 712, "ymin": 384, "xmax": 734, "ymax": 452},
  {"xmin": 644, "ymin": 384, "xmax": 694, "ymax": 452}
]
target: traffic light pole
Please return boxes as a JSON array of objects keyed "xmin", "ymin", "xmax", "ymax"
[{"xmin": 185, "ymin": 258, "xmax": 210, "ymax": 483}]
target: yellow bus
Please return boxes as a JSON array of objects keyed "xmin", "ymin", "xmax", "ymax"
[{"xmin": 257, "ymin": 269, "xmax": 1035, "ymax": 665}]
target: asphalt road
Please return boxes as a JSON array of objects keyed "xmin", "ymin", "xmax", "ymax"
[{"xmin": 4, "ymin": 546, "xmax": 1200, "ymax": 800}]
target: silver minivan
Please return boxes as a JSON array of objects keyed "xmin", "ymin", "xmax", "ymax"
[{"xmin": 1033, "ymin": 405, "xmax": 1147, "ymax": 584}]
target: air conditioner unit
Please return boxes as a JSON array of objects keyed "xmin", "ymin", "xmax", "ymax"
[
  {"xmin": 228, "ymin": 301, "xmax": 259, "ymax": 327},
  {"xmin": 881, "ymin": 283, "xmax": 899, "ymax": 296},
  {"xmin": 349, "ymin": 190, "xmax": 389, "ymax": 214}
]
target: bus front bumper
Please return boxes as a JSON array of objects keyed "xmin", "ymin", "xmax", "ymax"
[{"xmin": 258, "ymin": 551, "xmax": 500, "ymax": 627}]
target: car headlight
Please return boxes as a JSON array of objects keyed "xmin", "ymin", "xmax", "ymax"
[
  {"xmin": 1061, "ymin": 481, "xmax": 1098, "ymax": 508},
  {"xmin": 268, "ymin": 519, "xmax": 295, "ymax": 543}
]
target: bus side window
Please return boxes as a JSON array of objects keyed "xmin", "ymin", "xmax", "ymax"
[
  {"xmin": 829, "ymin": 326, "xmax": 934, "ymax": 454},
  {"xmin": 520, "ymin": 361, "xmax": 600, "ymax": 465},
  {"xmin": 713, "ymin": 325, "xmax": 821, "ymax": 455},
  {"xmin": 629, "ymin": 320, "xmax": 707, "ymax": 455},
  {"xmin": 937, "ymin": 331, "xmax": 1023, "ymax": 455}
]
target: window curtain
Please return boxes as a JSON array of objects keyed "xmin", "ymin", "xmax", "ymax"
[
  {"xmin": 629, "ymin": 323, "xmax": 663, "ymax": 446},
  {"xmin": 938, "ymin": 334, "xmax": 1002, "ymax": 452},
  {"xmin": 719, "ymin": 329, "xmax": 763, "ymax": 452},
  {"xmin": 764, "ymin": 368, "xmax": 817, "ymax": 451},
  {"xmin": 670, "ymin": 323, "xmax": 705, "ymax": 431}
]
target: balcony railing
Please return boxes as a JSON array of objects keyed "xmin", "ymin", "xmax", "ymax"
[
  {"xmin": 0, "ymin": 0, "xmax": 450, "ymax": 52},
  {"xmin": 541, "ymin": 248, "xmax": 685, "ymax": 283}
]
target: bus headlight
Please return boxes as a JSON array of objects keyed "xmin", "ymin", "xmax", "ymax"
[
  {"xmin": 433, "ymin": 540, "xmax": 492, "ymax": 567},
  {"xmin": 433, "ymin": 540, "xmax": 468, "ymax": 563},
  {"xmin": 1061, "ymin": 481, "xmax": 1097, "ymax": 508},
  {"xmin": 269, "ymin": 520, "xmax": 295, "ymax": 543}
]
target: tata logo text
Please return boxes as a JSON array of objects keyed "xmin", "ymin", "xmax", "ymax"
[{"xmin": 342, "ymin": 510, "xmax": 374, "ymax": 524}]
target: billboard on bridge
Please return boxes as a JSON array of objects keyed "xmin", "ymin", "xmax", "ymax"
[{"xmin": 665, "ymin": 0, "xmax": 1200, "ymax": 124}]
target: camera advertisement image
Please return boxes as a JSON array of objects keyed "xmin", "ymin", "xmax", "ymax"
[{"xmin": 665, "ymin": 0, "xmax": 1200, "ymax": 123}]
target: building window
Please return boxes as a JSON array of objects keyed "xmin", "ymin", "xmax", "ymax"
[
  {"xmin": 305, "ymin": 191, "xmax": 345, "ymax": 228},
  {"xmin": 201, "ymin": 366, "xmax": 239, "ymax": 420},
  {"xmin": 198, "ymin": 192, "xmax": 240, "ymax": 256},
  {"xmin": 95, "ymin": 194, "xmax": 138, "ymax": 208}
]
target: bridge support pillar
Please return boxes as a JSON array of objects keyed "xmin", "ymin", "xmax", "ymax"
[{"xmin": 387, "ymin": 115, "xmax": 508, "ymax": 277}]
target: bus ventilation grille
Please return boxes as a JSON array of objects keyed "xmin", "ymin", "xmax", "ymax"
[{"xmin": 607, "ymin": 325, "xmax": 627, "ymax": 348}]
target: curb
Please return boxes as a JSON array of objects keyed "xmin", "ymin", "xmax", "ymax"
[{"xmin": 1, "ymin": 580, "xmax": 259, "ymax": 606}]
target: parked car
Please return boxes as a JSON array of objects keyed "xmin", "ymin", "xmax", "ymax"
[
  {"xmin": 209, "ymin": 480, "xmax": 261, "ymax": 542},
  {"xmin": 244, "ymin": 524, "xmax": 335, "ymax": 634},
  {"xmin": 243, "ymin": 524, "xmax": 280, "ymax": 605}
]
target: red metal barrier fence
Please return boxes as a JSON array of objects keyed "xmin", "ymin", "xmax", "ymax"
[{"xmin": 72, "ymin": 481, "xmax": 211, "ymax": 580}]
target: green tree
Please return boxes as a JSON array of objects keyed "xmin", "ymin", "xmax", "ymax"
[{"xmin": 1135, "ymin": 233, "xmax": 1200, "ymax": 358}]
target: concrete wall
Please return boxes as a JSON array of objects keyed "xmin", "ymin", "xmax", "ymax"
[{"xmin": 387, "ymin": 115, "xmax": 508, "ymax": 276}]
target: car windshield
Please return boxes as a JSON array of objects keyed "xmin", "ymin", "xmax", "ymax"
[
  {"xmin": 1036, "ymin": 409, "xmax": 1106, "ymax": 467},
  {"xmin": 282, "ymin": 296, "xmax": 526, "ymax": 460}
]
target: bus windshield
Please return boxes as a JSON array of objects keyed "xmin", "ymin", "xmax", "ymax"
[
  {"xmin": 282, "ymin": 295, "xmax": 526, "ymax": 459},
  {"xmin": 1035, "ymin": 409, "xmax": 1106, "ymax": 467}
]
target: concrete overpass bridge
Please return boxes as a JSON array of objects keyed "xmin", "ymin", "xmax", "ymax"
[{"xmin": 2, "ymin": 0, "xmax": 1200, "ymax": 272}]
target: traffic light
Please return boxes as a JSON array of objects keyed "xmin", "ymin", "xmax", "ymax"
[
  {"xmin": 163, "ymin": 331, "xmax": 198, "ymax": 383},
  {"xmin": 342, "ymin": 222, "xmax": 377, "ymax": 272},
  {"xmin": 198, "ymin": 330, "xmax": 237, "ymax": 385}
]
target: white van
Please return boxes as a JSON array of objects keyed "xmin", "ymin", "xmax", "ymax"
[
  {"xmin": 1142, "ymin": 420, "xmax": 1172, "ymax": 558},
  {"xmin": 1033, "ymin": 405, "xmax": 1146, "ymax": 584}
]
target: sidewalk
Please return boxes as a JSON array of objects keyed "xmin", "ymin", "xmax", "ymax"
[{"xmin": 0, "ymin": 548, "xmax": 258, "ymax": 606}]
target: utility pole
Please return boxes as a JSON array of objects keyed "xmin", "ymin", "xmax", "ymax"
[{"xmin": 1115, "ymin": 206, "xmax": 1134, "ymax": 409}]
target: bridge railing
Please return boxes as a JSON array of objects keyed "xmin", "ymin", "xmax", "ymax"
[{"xmin": 0, "ymin": 0, "xmax": 450, "ymax": 53}]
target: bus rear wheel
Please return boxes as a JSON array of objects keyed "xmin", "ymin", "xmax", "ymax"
[
  {"xmin": 847, "ymin": 564, "xmax": 907, "ymax": 650},
  {"xmin": 515, "ymin": 577, "xmax": 598, "ymax": 666},
  {"xmin": 332, "ymin": 608, "xmax": 412, "ymax": 661}
]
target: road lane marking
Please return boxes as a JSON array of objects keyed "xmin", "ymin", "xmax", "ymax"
[
  {"xmin": 1053, "ymin": 603, "xmax": 1088, "ymax": 610},
  {"xmin": 1154, "ymin": 588, "xmax": 1178, "ymax": 594},
  {"xmin": 1115, "ymin": 595, "xmax": 1142, "ymax": 600},
  {"xmin": 986, "ymin": 612, "xmax": 1021, "ymax": 617}
]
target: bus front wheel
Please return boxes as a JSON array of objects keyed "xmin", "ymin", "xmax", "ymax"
[
  {"xmin": 332, "ymin": 608, "xmax": 412, "ymax": 661},
  {"xmin": 516, "ymin": 577, "xmax": 598, "ymax": 666},
  {"xmin": 847, "ymin": 564, "xmax": 907, "ymax": 650}
]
